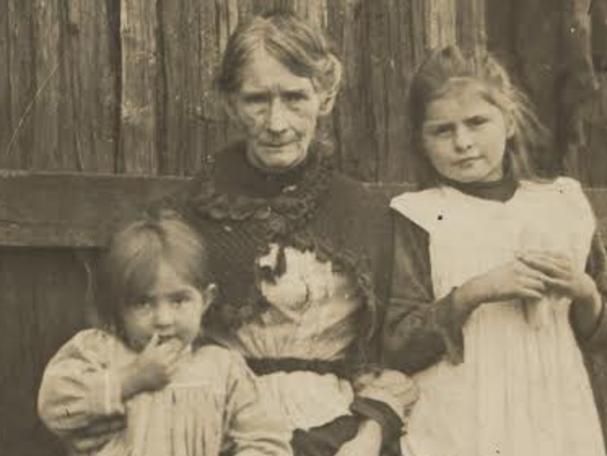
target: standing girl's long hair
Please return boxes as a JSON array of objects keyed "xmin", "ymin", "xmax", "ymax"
[{"xmin": 408, "ymin": 45, "xmax": 551, "ymax": 188}]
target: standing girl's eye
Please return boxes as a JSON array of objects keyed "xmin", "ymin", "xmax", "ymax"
[
  {"xmin": 467, "ymin": 116, "xmax": 489, "ymax": 128},
  {"xmin": 426, "ymin": 124, "xmax": 453, "ymax": 138}
]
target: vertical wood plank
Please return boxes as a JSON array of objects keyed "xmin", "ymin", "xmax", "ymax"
[
  {"xmin": 160, "ymin": 0, "xmax": 230, "ymax": 176},
  {"xmin": 0, "ymin": 0, "xmax": 10, "ymax": 162},
  {"xmin": 456, "ymin": 0, "xmax": 486, "ymax": 56},
  {"xmin": 373, "ymin": 0, "xmax": 418, "ymax": 182},
  {"xmin": 485, "ymin": 0, "xmax": 516, "ymax": 68},
  {"xmin": 0, "ymin": 250, "xmax": 89, "ymax": 455},
  {"xmin": 4, "ymin": 0, "xmax": 36, "ymax": 169},
  {"xmin": 290, "ymin": 0, "xmax": 328, "ymax": 30},
  {"xmin": 327, "ymin": 0, "xmax": 378, "ymax": 180},
  {"xmin": 62, "ymin": 0, "xmax": 119, "ymax": 173},
  {"xmin": 30, "ymin": 0, "xmax": 68, "ymax": 170},
  {"xmin": 119, "ymin": 0, "xmax": 160, "ymax": 174},
  {"xmin": 424, "ymin": 0, "xmax": 457, "ymax": 50}
]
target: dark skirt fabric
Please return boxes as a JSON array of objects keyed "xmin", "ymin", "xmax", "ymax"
[{"xmin": 291, "ymin": 415, "xmax": 402, "ymax": 456}]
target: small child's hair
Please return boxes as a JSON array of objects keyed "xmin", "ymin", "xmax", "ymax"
[
  {"xmin": 408, "ymin": 45, "xmax": 550, "ymax": 187},
  {"xmin": 96, "ymin": 210, "xmax": 211, "ymax": 329}
]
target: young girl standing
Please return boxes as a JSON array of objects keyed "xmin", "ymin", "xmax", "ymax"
[
  {"xmin": 384, "ymin": 46, "xmax": 607, "ymax": 456},
  {"xmin": 38, "ymin": 211, "xmax": 291, "ymax": 455}
]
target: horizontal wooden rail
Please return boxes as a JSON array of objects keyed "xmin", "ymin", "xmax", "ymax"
[
  {"xmin": 1, "ymin": 171, "xmax": 606, "ymax": 248},
  {"xmin": 0, "ymin": 171, "xmax": 188, "ymax": 248}
]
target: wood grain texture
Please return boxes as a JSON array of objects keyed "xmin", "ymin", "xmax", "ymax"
[
  {"xmin": 159, "ymin": 0, "xmax": 230, "ymax": 177},
  {"xmin": 0, "ymin": 0, "xmax": 10, "ymax": 163},
  {"xmin": 119, "ymin": 0, "xmax": 160, "ymax": 174},
  {"xmin": 30, "ymin": 0, "xmax": 66, "ymax": 170},
  {"xmin": 1, "ymin": 172, "xmax": 607, "ymax": 247},
  {"xmin": 0, "ymin": 172, "xmax": 189, "ymax": 248},
  {"xmin": 3, "ymin": 0, "xmax": 36, "ymax": 169},
  {"xmin": 423, "ymin": 0, "xmax": 457, "ymax": 49},
  {"xmin": 62, "ymin": 1, "xmax": 118, "ymax": 173},
  {"xmin": 456, "ymin": 0, "xmax": 486, "ymax": 57},
  {"xmin": 0, "ymin": 250, "xmax": 89, "ymax": 456}
]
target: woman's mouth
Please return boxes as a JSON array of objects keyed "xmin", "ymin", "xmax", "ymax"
[
  {"xmin": 157, "ymin": 334, "xmax": 177, "ymax": 344},
  {"xmin": 259, "ymin": 141, "xmax": 294, "ymax": 149}
]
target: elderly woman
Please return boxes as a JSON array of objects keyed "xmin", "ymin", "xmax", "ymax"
[
  {"xmin": 172, "ymin": 11, "xmax": 417, "ymax": 455},
  {"xmin": 73, "ymin": 11, "xmax": 417, "ymax": 456}
]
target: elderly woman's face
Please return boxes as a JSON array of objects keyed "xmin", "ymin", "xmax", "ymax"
[{"xmin": 228, "ymin": 47, "xmax": 327, "ymax": 171}]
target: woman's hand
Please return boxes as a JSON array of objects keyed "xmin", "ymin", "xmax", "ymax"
[
  {"xmin": 69, "ymin": 415, "xmax": 125, "ymax": 453},
  {"xmin": 119, "ymin": 334, "xmax": 185, "ymax": 399},
  {"xmin": 334, "ymin": 419, "xmax": 382, "ymax": 456}
]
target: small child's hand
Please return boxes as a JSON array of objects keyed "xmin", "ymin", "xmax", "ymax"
[
  {"xmin": 119, "ymin": 334, "xmax": 185, "ymax": 399},
  {"xmin": 518, "ymin": 251, "xmax": 598, "ymax": 304}
]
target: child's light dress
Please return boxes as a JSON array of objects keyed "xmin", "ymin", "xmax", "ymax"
[
  {"xmin": 391, "ymin": 177, "xmax": 605, "ymax": 456},
  {"xmin": 38, "ymin": 329, "xmax": 292, "ymax": 456}
]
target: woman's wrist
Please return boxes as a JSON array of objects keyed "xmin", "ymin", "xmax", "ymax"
[
  {"xmin": 359, "ymin": 418, "xmax": 383, "ymax": 436},
  {"xmin": 357, "ymin": 419, "xmax": 383, "ymax": 447}
]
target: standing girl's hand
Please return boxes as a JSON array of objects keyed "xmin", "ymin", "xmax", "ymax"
[
  {"xmin": 118, "ymin": 334, "xmax": 185, "ymax": 400},
  {"xmin": 453, "ymin": 258, "xmax": 550, "ymax": 311},
  {"xmin": 518, "ymin": 250, "xmax": 603, "ymax": 336},
  {"xmin": 517, "ymin": 251, "xmax": 598, "ymax": 305}
]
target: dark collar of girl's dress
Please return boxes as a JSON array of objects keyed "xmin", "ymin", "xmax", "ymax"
[{"xmin": 440, "ymin": 164, "xmax": 517, "ymax": 202}]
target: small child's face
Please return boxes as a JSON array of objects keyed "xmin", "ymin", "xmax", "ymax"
[
  {"xmin": 421, "ymin": 84, "xmax": 513, "ymax": 184},
  {"xmin": 120, "ymin": 261, "xmax": 209, "ymax": 351}
]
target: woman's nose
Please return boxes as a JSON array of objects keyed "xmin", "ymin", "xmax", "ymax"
[
  {"xmin": 266, "ymin": 99, "xmax": 289, "ymax": 134},
  {"xmin": 453, "ymin": 125, "xmax": 473, "ymax": 151}
]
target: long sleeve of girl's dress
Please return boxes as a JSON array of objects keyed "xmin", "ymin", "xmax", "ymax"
[
  {"xmin": 224, "ymin": 353, "xmax": 293, "ymax": 456},
  {"xmin": 384, "ymin": 216, "xmax": 607, "ymax": 375},
  {"xmin": 573, "ymin": 229, "xmax": 607, "ymax": 351},
  {"xmin": 382, "ymin": 215, "xmax": 470, "ymax": 375},
  {"xmin": 37, "ymin": 329, "xmax": 125, "ymax": 441}
]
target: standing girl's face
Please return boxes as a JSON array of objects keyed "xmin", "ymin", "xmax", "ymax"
[
  {"xmin": 421, "ymin": 84, "xmax": 514, "ymax": 184},
  {"xmin": 120, "ymin": 261, "xmax": 211, "ymax": 351}
]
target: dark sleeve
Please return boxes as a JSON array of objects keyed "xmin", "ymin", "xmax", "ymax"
[
  {"xmin": 382, "ymin": 212, "xmax": 467, "ymax": 374},
  {"xmin": 573, "ymin": 229, "xmax": 607, "ymax": 351}
]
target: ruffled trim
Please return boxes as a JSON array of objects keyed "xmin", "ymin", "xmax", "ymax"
[
  {"xmin": 162, "ymin": 142, "xmax": 380, "ymax": 368},
  {"xmin": 189, "ymin": 142, "xmax": 333, "ymax": 228}
]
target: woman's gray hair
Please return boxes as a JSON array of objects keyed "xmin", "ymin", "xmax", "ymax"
[{"xmin": 216, "ymin": 10, "xmax": 342, "ymax": 97}]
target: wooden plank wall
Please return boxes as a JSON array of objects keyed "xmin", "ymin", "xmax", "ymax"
[
  {"xmin": 486, "ymin": 0, "xmax": 607, "ymax": 186},
  {"xmin": 1, "ymin": 0, "xmax": 490, "ymax": 183},
  {"xmin": 2, "ymin": 1, "xmax": 605, "ymax": 182},
  {"xmin": 0, "ymin": 1, "xmax": 606, "ymax": 455}
]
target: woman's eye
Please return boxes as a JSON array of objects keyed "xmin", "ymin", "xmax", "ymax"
[
  {"xmin": 242, "ymin": 93, "xmax": 268, "ymax": 104},
  {"xmin": 283, "ymin": 91, "xmax": 307, "ymax": 103}
]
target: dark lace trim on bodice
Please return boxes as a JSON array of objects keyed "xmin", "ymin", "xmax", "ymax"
[{"xmin": 173, "ymin": 142, "xmax": 379, "ymax": 365}]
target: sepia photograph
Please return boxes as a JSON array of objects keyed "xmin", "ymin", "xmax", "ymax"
[{"xmin": 1, "ymin": 1, "xmax": 607, "ymax": 455}]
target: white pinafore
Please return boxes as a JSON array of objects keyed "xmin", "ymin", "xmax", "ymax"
[{"xmin": 391, "ymin": 178, "xmax": 605, "ymax": 456}]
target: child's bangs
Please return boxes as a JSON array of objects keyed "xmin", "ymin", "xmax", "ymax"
[{"xmin": 121, "ymin": 243, "xmax": 164, "ymax": 303}]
